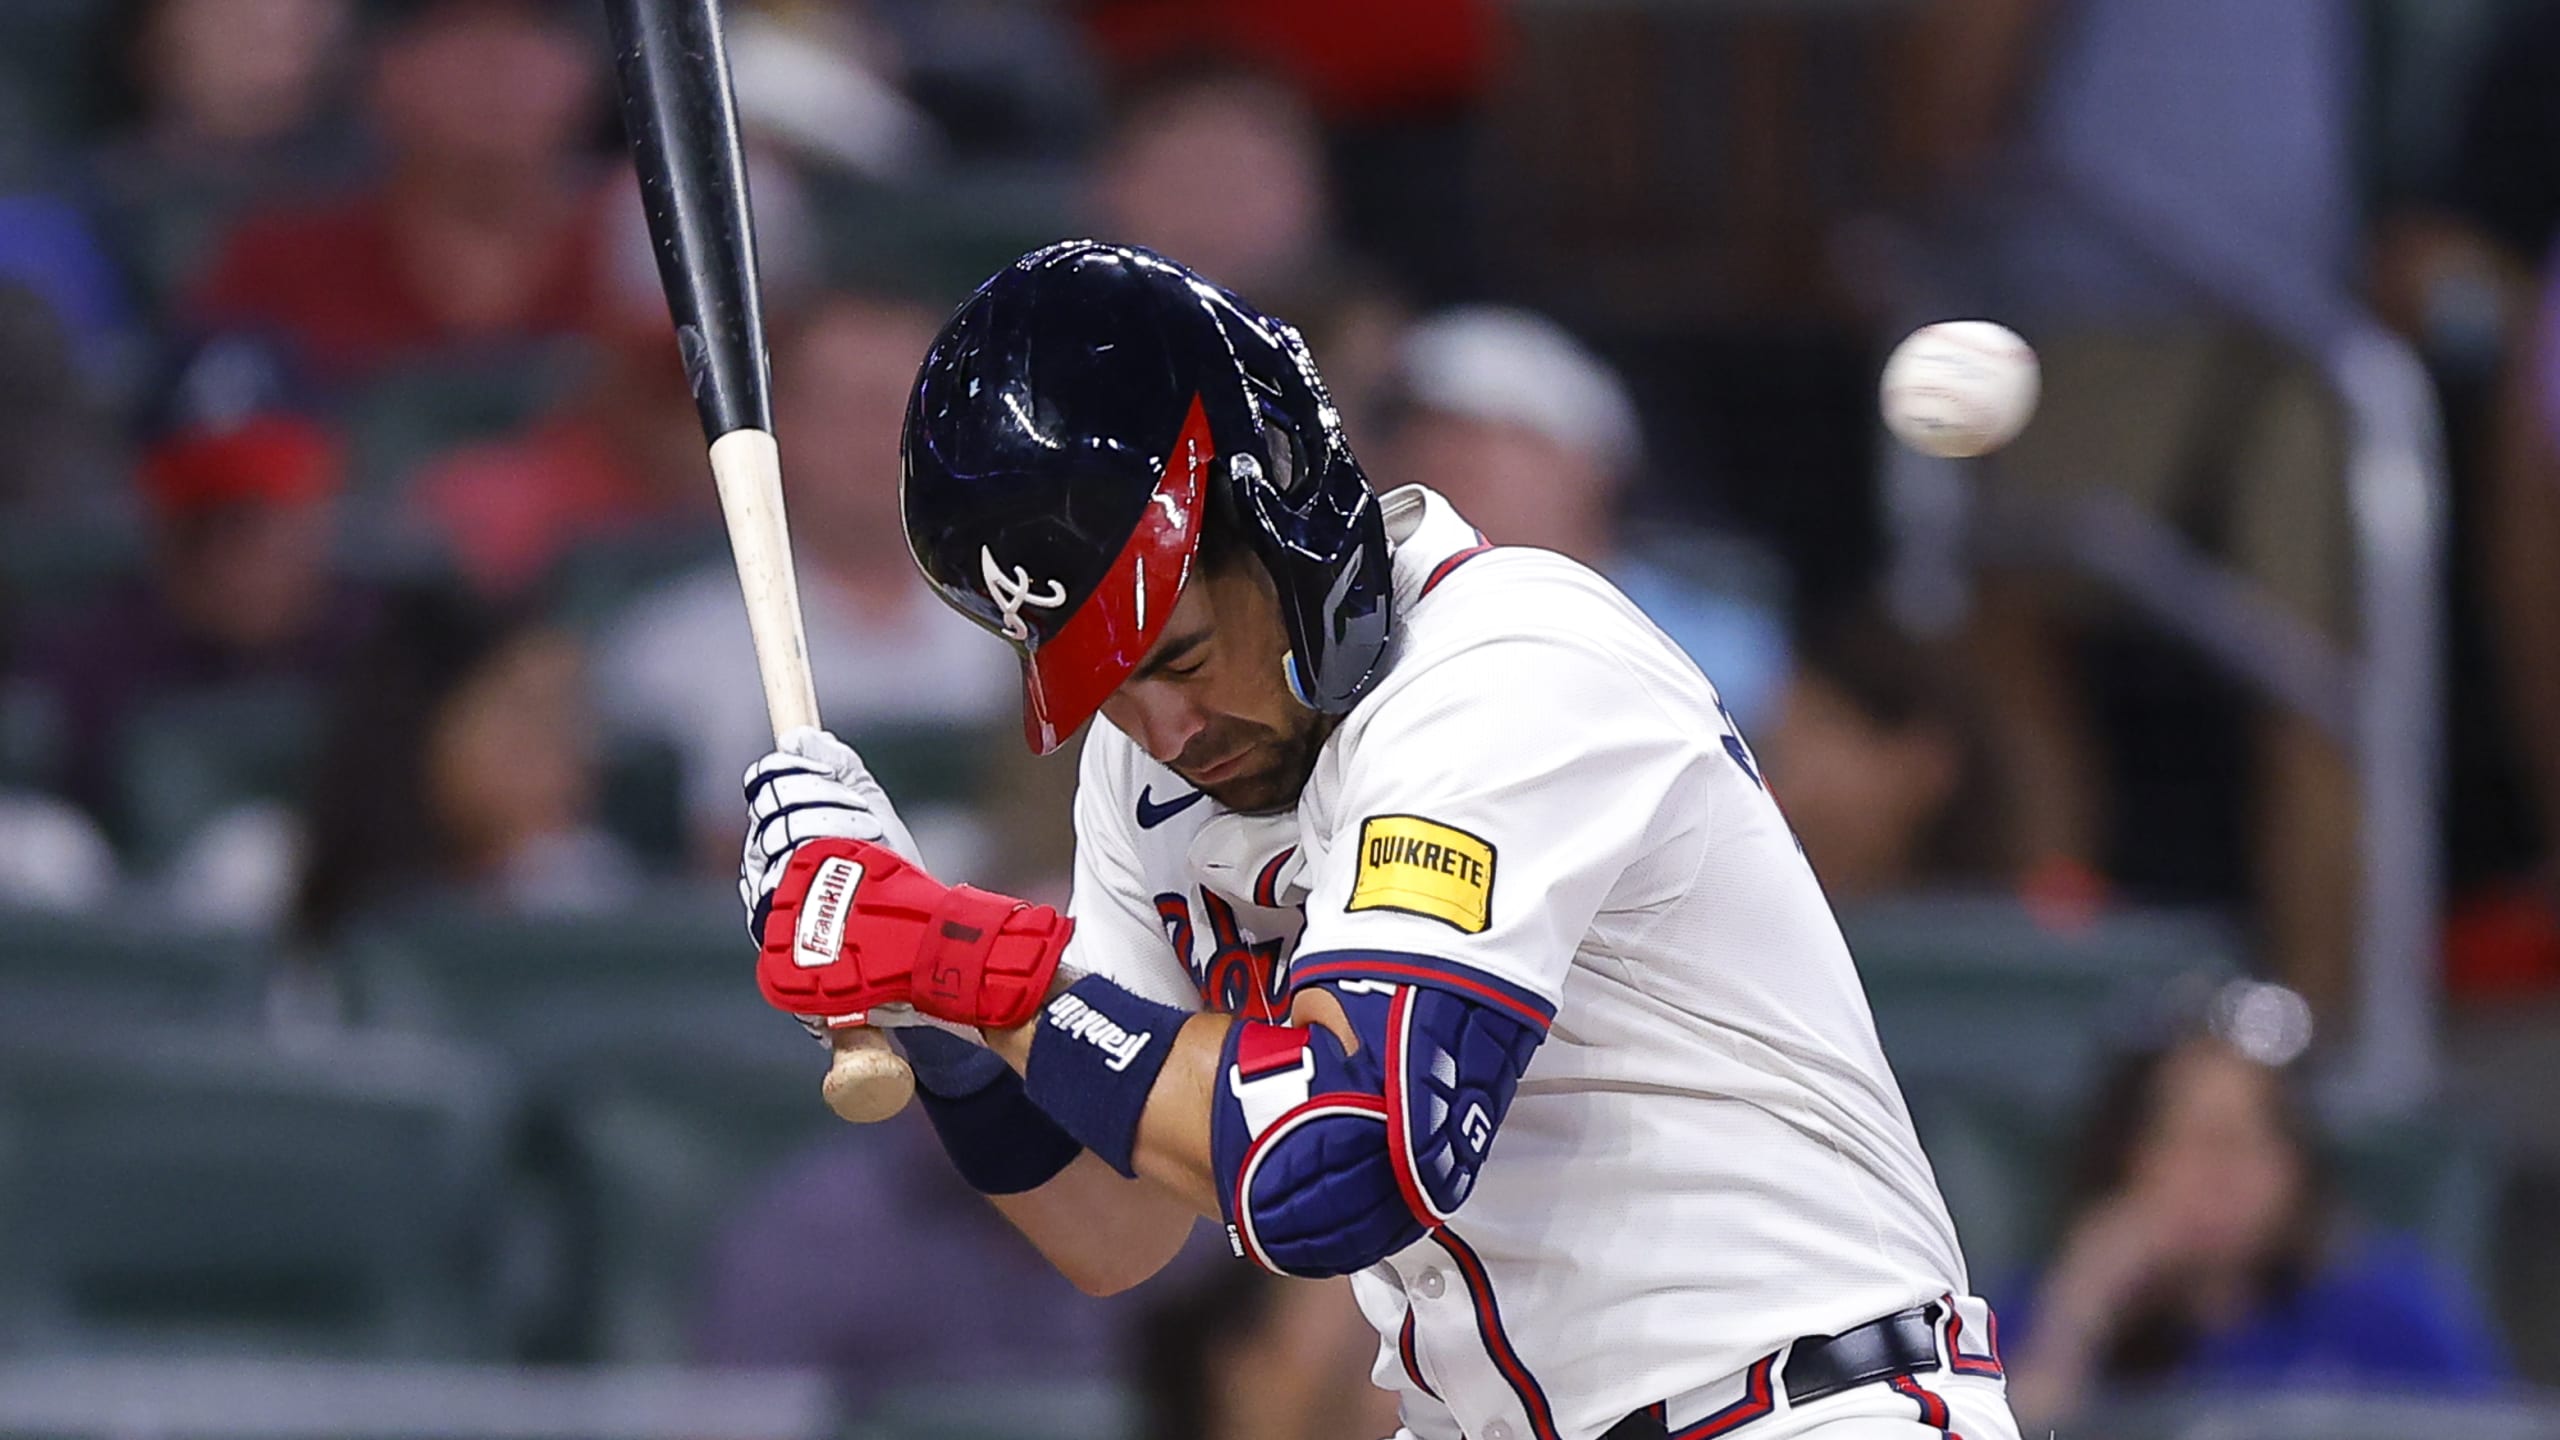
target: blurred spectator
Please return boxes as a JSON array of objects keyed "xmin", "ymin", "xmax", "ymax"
[
  {"xmin": 862, "ymin": 0, "xmax": 1097, "ymax": 166},
  {"xmin": 1085, "ymin": 0, "xmax": 1496, "ymax": 123},
  {"xmin": 405, "ymin": 141, "xmax": 824, "ymax": 602},
  {"xmin": 1091, "ymin": 58, "xmax": 1334, "ymax": 306},
  {"xmin": 85, "ymin": 0, "xmax": 360, "ymax": 307},
  {"xmin": 0, "ymin": 195, "xmax": 136, "ymax": 381},
  {"xmin": 725, "ymin": 2, "xmax": 938, "ymax": 184},
  {"xmin": 15, "ymin": 334, "xmax": 369, "ymax": 851},
  {"xmin": 1131, "ymin": 1266, "xmax": 1401, "ymax": 1440},
  {"xmin": 2454, "ymin": 260, "xmax": 2560, "ymax": 1002},
  {"xmin": 406, "ymin": 309, "xmax": 716, "ymax": 600},
  {"xmin": 695, "ymin": 1118, "xmax": 1124, "ymax": 1396},
  {"xmin": 1086, "ymin": 58, "xmax": 1413, "ymax": 443},
  {"xmin": 1893, "ymin": 0, "xmax": 2364, "ymax": 1020},
  {"xmin": 1759, "ymin": 606, "xmax": 1994, "ymax": 903},
  {"xmin": 2003, "ymin": 1012, "xmax": 2504, "ymax": 1428},
  {"xmin": 1379, "ymin": 305, "xmax": 1792, "ymax": 729},
  {"xmin": 594, "ymin": 291, "xmax": 1014, "ymax": 872},
  {"xmin": 1082, "ymin": 0, "xmax": 1502, "ymax": 300},
  {"xmin": 293, "ymin": 587, "xmax": 636, "ymax": 946},
  {"xmin": 0, "ymin": 280, "xmax": 126, "ymax": 520},
  {"xmin": 2371, "ymin": 5, "xmax": 2560, "ymax": 377},
  {"xmin": 188, "ymin": 0, "xmax": 609, "ymax": 376}
]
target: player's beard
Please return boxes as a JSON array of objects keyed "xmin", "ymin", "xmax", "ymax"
[{"xmin": 1177, "ymin": 710, "xmax": 1336, "ymax": 815}]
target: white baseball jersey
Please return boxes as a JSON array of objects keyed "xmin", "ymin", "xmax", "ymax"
[{"xmin": 1063, "ymin": 484, "xmax": 1978, "ymax": 1440}]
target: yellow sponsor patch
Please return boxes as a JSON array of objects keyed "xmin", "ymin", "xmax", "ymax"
[{"xmin": 1349, "ymin": 814, "xmax": 1496, "ymax": 934}]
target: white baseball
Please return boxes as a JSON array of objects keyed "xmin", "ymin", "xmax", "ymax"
[{"xmin": 1879, "ymin": 320, "xmax": 2040, "ymax": 459}]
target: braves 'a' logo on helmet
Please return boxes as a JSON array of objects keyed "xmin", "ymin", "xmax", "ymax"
[{"xmin": 979, "ymin": 547, "xmax": 1067, "ymax": 642}]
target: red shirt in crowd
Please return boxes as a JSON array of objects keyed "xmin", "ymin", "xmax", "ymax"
[
  {"xmin": 1084, "ymin": 0, "xmax": 1502, "ymax": 118},
  {"xmin": 411, "ymin": 414, "xmax": 658, "ymax": 597},
  {"xmin": 189, "ymin": 189, "xmax": 609, "ymax": 378}
]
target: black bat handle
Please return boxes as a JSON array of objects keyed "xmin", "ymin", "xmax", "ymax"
[{"xmin": 604, "ymin": 0, "xmax": 773, "ymax": 440}]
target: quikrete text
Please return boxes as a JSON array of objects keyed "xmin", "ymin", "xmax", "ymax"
[{"xmin": 1369, "ymin": 833, "xmax": 1488, "ymax": 887}]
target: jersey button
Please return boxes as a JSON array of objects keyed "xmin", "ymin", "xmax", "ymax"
[
  {"xmin": 1486, "ymin": 1422, "xmax": 1514, "ymax": 1440},
  {"xmin": 1414, "ymin": 1267, "xmax": 1446, "ymax": 1299}
]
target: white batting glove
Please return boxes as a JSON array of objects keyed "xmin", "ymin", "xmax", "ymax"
[
  {"xmin": 740, "ymin": 728, "xmax": 982, "ymax": 1045},
  {"xmin": 738, "ymin": 725, "xmax": 924, "ymax": 936}
]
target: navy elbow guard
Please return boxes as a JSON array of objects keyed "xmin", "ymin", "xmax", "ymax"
[{"xmin": 1208, "ymin": 978, "xmax": 1540, "ymax": 1276}]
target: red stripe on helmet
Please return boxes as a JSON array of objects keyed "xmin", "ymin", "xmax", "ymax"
[{"xmin": 1019, "ymin": 394, "xmax": 1213, "ymax": 752}]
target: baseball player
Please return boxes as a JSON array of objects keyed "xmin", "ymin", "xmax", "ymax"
[{"xmin": 738, "ymin": 241, "xmax": 2021, "ymax": 1440}]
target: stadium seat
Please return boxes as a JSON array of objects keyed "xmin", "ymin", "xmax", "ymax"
[
  {"xmin": 804, "ymin": 167, "xmax": 1076, "ymax": 304},
  {"xmin": 593, "ymin": 734, "xmax": 692, "ymax": 870},
  {"xmin": 2089, "ymin": 1388, "xmax": 2560, "ymax": 1440},
  {"xmin": 344, "ymin": 890, "xmax": 760, "ymax": 1040},
  {"xmin": 543, "ymin": 1006, "xmax": 854, "ymax": 1361},
  {"xmin": 854, "ymin": 1379, "xmax": 1135, "ymax": 1440},
  {"xmin": 2332, "ymin": 1112, "xmax": 2504, "ymax": 1302},
  {"xmin": 0, "ymin": 517, "xmax": 142, "ymax": 634},
  {"xmin": 1908, "ymin": 1088, "xmax": 2504, "ymax": 1309},
  {"xmin": 1903, "ymin": 1088, "xmax": 2072, "ymax": 1296},
  {"xmin": 0, "ymin": 906, "xmax": 268, "ymax": 1025},
  {"xmin": 0, "ymin": 675, "xmax": 65, "ymax": 791},
  {"xmin": 0, "ymin": 1355, "xmax": 846, "ymax": 1440},
  {"xmin": 542, "ymin": 527, "xmax": 731, "ymax": 631},
  {"xmin": 0, "ymin": 1024, "xmax": 522, "ymax": 1359},
  {"xmin": 0, "ymin": 2, "xmax": 110, "ymax": 183},
  {"xmin": 343, "ymin": 896, "xmax": 843, "ymax": 1360},
  {"xmin": 1840, "ymin": 895, "xmax": 2245, "ymax": 1107},
  {"xmin": 858, "ymin": 719, "xmax": 1008, "ymax": 815},
  {"xmin": 109, "ymin": 681, "xmax": 321, "ymax": 870},
  {"xmin": 342, "ymin": 346, "xmax": 591, "ymax": 504}
]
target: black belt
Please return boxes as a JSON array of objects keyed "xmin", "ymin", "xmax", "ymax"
[{"xmin": 1600, "ymin": 1302, "xmax": 1942, "ymax": 1440}]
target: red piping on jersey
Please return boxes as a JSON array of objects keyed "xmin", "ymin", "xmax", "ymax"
[
  {"xmin": 1888, "ymin": 1374, "xmax": 1957, "ymax": 1438},
  {"xmin": 1398, "ymin": 1308, "xmax": 1438, "ymax": 1399},
  {"xmin": 1670, "ymin": 1354, "xmax": 1777, "ymax": 1440},
  {"xmin": 1252, "ymin": 846, "xmax": 1297, "ymax": 908},
  {"xmin": 1420, "ymin": 543, "xmax": 1494, "ymax": 599},
  {"xmin": 1943, "ymin": 1295, "xmax": 2004, "ymax": 1378},
  {"xmin": 1289, "ymin": 953, "xmax": 1555, "ymax": 1032},
  {"xmin": 1433, "ymin": 1229, "xmax": 1559, "ymax": 1440}
]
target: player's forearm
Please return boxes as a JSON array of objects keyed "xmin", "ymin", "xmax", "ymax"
[
  {"xmin": 984, "ymin": 998, "xmax": 1233, "ymax": 1218},
  {"xmin": 988, "ymin": 1150, "xmax": 1200, "ymax": 1296},
  {"xmin": 1129, "ymin": 1013, "xmax": 1230, "ymax": 1213}
]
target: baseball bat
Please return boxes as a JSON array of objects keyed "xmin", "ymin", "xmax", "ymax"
[{"xmin": 605, "ymin": 0, "xmax": 913, "ymax": 1124}]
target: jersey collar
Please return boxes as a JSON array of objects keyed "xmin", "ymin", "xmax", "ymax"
[{"xmin": 1378, "ymin": 483, "xmax": 1488, "ymax": 615}]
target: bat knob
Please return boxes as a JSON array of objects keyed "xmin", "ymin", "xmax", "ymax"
[{"xmin": 823, "ymin": 1026, "xmax": 916, "ymax": 1123}]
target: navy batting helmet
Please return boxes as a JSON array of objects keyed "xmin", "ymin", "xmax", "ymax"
[{"xmin": 901, "ymin": 241, "xmax": 1393, "ymax": 753}]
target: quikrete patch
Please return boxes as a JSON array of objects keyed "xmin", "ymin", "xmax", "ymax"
[{"xmin": 1349, "ymin": 814, "xmax": 1496, "ymax": 934}]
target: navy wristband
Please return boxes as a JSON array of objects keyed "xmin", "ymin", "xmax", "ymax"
[
  {"xmin": 894, "ymin": 1024, "xmax": 1014, "ymax": 1100},
  {"xmin": 1022, "ymin": 974, "xmax": 1190, "ymax": 1178},
  {"xmin": 914, "ymin": 1066, "xmax": 1083, "ymax": 1195}
]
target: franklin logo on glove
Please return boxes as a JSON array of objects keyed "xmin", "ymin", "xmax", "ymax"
[
  {"xmin": 794, "ymin": 857, "xmax": 866, "ymax": 969},
  {"xmin": 1042, "ymin": 991, "xmax": 1155, "ymax": 1073}
]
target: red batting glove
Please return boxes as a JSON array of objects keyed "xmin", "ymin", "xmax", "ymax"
[{"xmin": 757, "ymin": 837, "xmax": 1073, "ymax": 1031}]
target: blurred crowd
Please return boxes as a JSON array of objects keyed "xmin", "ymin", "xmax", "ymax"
[{"xmin": 7, "ymin": 0, "xmax": 2560, "ymax": 1434}]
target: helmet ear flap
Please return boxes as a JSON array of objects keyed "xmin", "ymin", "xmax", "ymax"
[{"xmin": 1227, "ymin": 444, "xmax": 1392, "ymax": 714}]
